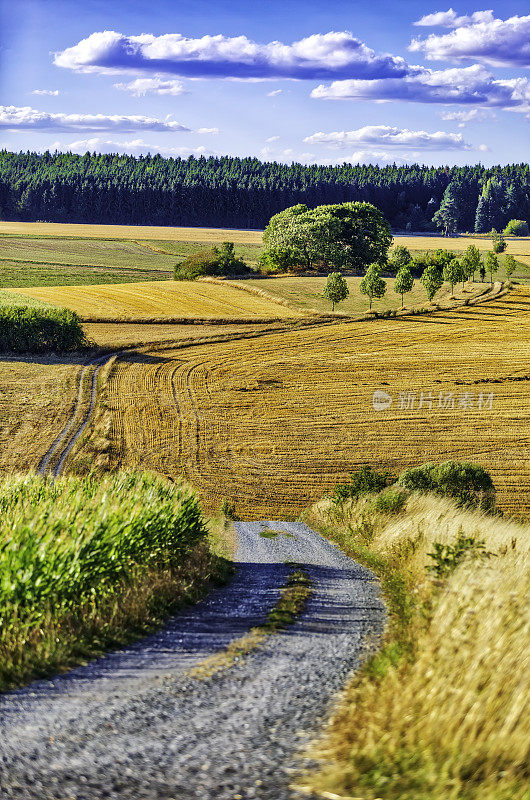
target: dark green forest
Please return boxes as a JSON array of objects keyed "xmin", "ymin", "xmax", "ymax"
[{"xmin": 0, "ymin": 150, "xmax": 528, "ymax": 232}]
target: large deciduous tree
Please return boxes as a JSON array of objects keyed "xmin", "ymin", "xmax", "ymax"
[
  {"xmin": 420, "ymin": 264, "xmax": 444, "ymax": 301},
  {"xmin": 262, "ymin": 201, "xmax": 392, "ymax": 273}
]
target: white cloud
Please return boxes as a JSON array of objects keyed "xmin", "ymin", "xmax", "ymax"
[
  {"xmin": 113, "ymin": 77, "xmax": 186, "ymax": 96},
  {"xmin": 267, "ymin": 89, "xmax": 283, "ymax": 96},
  {"xmin": 303, "ymin": 125, "xmax": 474, "ymax": 150},
  {"xmin": 265, "ymin": 135, "xmax": 280, "ymax": 142},
  {"xmin": 197, "ymin": 127, "xmax": 219, "ymax": 134},
  {"xmin": 49, "ymin": 137, "xmax": 215, "ymax": 158},
  {"xmin": 54, "ymin": 30, "xmax": 408, "ymax": 80},
  {"xmin": 349, "ymin": 149, "xmax": 408, "ymax": 164},
  {"xmin": 311, "ymin": 64, "xmax": 530, "ymax": 111},
  {"xmin": 414, "ymin": 9, "xmax": 495, "ymax": 28},
  {"xmin": 439, "ymin": 108, "xmax": 494, "ymax": 124},
  {"xmin": 410, "ymin": 12, "xmax": 530, "ymax": 67},
  {"xmin": 0, "ymin": 105, "xmax": 191, "ymax": 132},
  {"xmin": 31, "ymin": 89, "xmax": 60, "ymax": 96}
]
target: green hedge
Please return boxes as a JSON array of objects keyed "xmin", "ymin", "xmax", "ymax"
[{"xmin": 0, "ymin": 306, "xmax": 86, "ymax": 352}]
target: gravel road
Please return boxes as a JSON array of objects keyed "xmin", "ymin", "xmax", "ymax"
[{"xmin": 0, "ymin": 521, "xmax": 384, "ymax": 800}]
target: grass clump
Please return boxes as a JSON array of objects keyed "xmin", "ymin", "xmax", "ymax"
[
  {"xmin": 0, "ymin": 306, "xmax": 86, "ymax": 353},
  {"xmin": 299, "ymin": 488, "xmax": 530, "ymax": 800},
  {"xmin": 0, "ymin": 471, "xmax": 231, "ymax": 690}
]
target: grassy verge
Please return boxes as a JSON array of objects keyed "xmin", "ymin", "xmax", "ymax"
[
  {"xmin": 190, "ymin": 568, "xmax": 311, "ymax": 680},
  {"xmin": 297, "ymin": 491, "xmax": 529, "ymax": 800},
  {"xmin": 0, "ymin": 471, "xmax": 233, "ymax": 692}
]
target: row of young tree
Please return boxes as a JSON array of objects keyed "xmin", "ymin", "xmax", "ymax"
[
  {"xmin": 0, "ymin": 149, "xmax": 528, "ymax": 232},
  {"xmin": 323, "ymin": 242, "xmax": 513, "ymax": 312}
]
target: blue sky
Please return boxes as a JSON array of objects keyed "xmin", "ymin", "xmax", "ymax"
[{"xmin": 0, "ymin": 0, "xmax": 528, "ymax": 166}]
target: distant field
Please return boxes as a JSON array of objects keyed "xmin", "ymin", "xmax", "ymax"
[
  {"xmin": 0, "ymin": 221, "xmax": 264, "ymax": 244},
  {"xmin": 0, "ymin": 236, "xmax": 177, "ymax": 269},
  {"xmin": 0, "ymin": 358, "xmax": 82, "ymax": 473},
  {"xmin": 75, "ymin": 287, "xmax": 530, "ymax": 519},
  {"xmin": 242, "ymin": 276, "xmax": 487, "ymax": 315},
  {"xmin": 14, "ymin": 280, "xmax": 302, "ymax": 321}
]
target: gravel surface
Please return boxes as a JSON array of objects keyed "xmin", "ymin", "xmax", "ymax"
[{"xmin": 0, "ymin": 521, "xmax": 384, "ymax": 800}]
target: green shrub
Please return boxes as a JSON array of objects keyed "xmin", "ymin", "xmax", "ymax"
[
  {"xmin": 426, "ymin": 527, "xmax": 494, "ymax": 577},
  {"xmin": 398, "ymin": 460, "xmax": 495, "ymax": 508},
  {"xmin": 373, "ymin": 489, "xmax": 408, "ymax": 514},
  {"xmin": 174, "ymin": 241, "xmax": 251, "ymax": 280},
  {"xmin": 332, "ymin": 465, "xmax": 394, "ymax": 504},
  {"xmin": 220, "ymin": 498, "xmax": 239, "ymax": 520},
  {"xmin": 0, "ymin": 306, "xmax": 86, "ymax": 353},
  {"xmin": 0, "ymin": 471, "xmax": 206, "ymax": 625},
  {"xmin": 503, "ymin": 219, "xmax": 529, "ymax": 237}
]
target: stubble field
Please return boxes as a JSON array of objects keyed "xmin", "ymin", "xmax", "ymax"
[{"xmin": 71, "ymin": 287, "xmax": 530, "ymax": 519}]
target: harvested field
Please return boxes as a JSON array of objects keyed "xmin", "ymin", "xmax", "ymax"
[
  {"xmin": 0, "ymin": 358, "xmax": 82, "ymax": 472},
  {"xmin": 0, "ymin": 221, "xmax": 263, "ymax": 244},
  {"xmin": 76, "ymin": 287, "xmax": 530, "ymax": 519},
  {"xmin": 12, "ymin": 280, "xmax": 302, "ymax": 321},
  {"xmin": 84, "ymin": 321, "xmax": 297, "ymax": 348}
]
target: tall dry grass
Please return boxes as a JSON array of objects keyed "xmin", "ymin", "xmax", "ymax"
[{"xmin": 301, "ymin": 493, "xmax": 530, "ymax": 800}]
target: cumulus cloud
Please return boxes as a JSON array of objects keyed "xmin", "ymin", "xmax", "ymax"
[
  {"xmin": 410, "ymin": 12, "xmax": 530, "ymax": 67},
  {"xmin": 49, "ymin": 137, "xmax": 215, "ymax": 157},
  {"xmin": 303, "ymin": 125, "xmax": 474, "ymax": 150},
  {"xmin": 0, "ymin": 105, "xmax": 191, "ymax": 132},
  {"xmin": 31, "ymin": 89, "xmax": 60, "ymax": 96},
  {"xmin": 54, "ymin": 30, "xmax": 408, "ymax": 80},
  {"xmin": 311, "ymin": 64, "xmax": 530, "ymax": 111},
  {"xmin": 113, "ymin": 77, "xmax": 186, "ymax": 96}
]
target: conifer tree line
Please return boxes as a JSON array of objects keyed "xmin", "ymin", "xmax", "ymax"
[{"xmin": 0, "ymin": 149, "xmax": 528, "ymax": 232}]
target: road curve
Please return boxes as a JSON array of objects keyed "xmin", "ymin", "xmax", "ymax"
[{"xmin": 0, "ymin": 521, "xmax": 384, "ymax": 800}]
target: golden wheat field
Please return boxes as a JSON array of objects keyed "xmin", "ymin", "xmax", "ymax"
[
  {"xmin": 0, "ymin": 359, "xmax": 82, "ymax": 472},
  {"xmin": 13, "ymin": 280, "xmax": 301, "ymax": 321},
  {"xmin": 0, "ymin": 221, "xmax": 263, "ymax": 244},
  {"xmin": 72, "ymin": 286, "xmax": 530, "ymax": 519}
]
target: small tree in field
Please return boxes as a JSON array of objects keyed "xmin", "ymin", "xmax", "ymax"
[
  {"xmin": 360, "ymin": 265, "xmax": 386, "ymax": 310},
  {"xmin": 323, "ymin": 271, "xmax": 349, "ymax": 311},
  {"xmin": 479, "ymin": 263, "xmax": 486, "ymax": 282},
  {"xmin": 485, "ymin": 251, "xmax": 499, "ymax": 284},
  {"xmin": 388, "ymin": 245, "xmax": 412, "ymax": 275},
  {"xmin": 492, "ymin": 232, "xmax": 507, "ymax": 253},
  {"xmin": 461, "ymin": 244, "xmax": 482, "ymax": 282},
  {"xmin": 394, "ymin": 266, "xmax": 414, "ymax": 308},
  {"xmin": 504, "ymin": 254, "xmax": 517, "ymax": 279},
  {"xmin": 420, "ymin": 264, "xmax": 444, "ymax": 302},
  {"xmin": 443, "ymin": 259, "xmax": 464, "ymax": 298}
]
